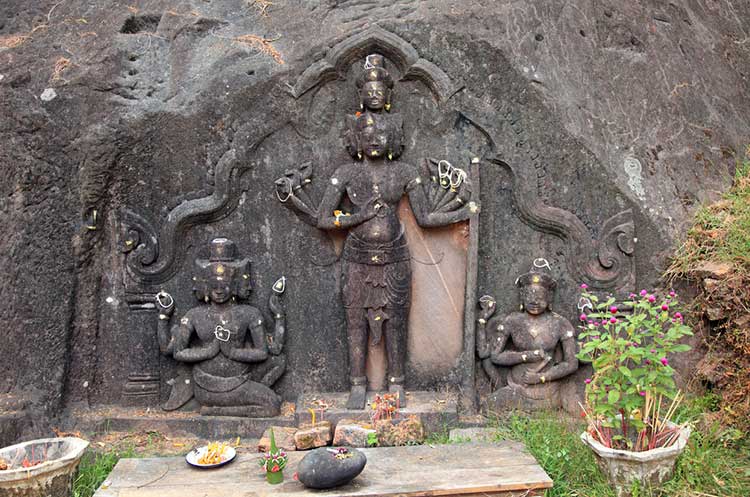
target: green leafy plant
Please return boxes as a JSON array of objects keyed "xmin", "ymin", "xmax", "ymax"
[{"xmin": 577, "ymin": 287, "xmax": 693, "ymax": 451}]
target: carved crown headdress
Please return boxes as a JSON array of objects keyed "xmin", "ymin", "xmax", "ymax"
[{"xmin": 193, "ymin": 238, "xmax": 252, "ymax": 301}]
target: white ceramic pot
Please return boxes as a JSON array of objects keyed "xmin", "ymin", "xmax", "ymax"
[
  {"xmin": 0, "ymin": 437, "xmax": 89, "ymax": 497},
  {"xmin": 580, "ymin": 423, "xmax": 690, "ymax": 497}
]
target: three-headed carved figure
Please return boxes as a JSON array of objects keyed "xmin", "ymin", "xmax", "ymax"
[
  {"xmin": 156, "ymin": 238, "xmax": 287, "ymax": 417},
  {"xmin": 276, "ymin": 55, "xmax": 479, "ymax": 409}
]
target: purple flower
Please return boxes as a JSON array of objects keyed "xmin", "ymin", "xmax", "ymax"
[
  {"xmin": 592, "ymin": 335, "xmax": 600, "ymax": 340},
  {"xmin": 580, "ymin": 283, "xmax": 588, "ymax": 289},
  {"xmin": 579, "ymin": 313, "xmax": 587, "ymax": 321},
  {"xmin": 661, "ymin": 357, "xmax": 669, "ymax": 366},
  {"xmin": 609, "ymin": 317, "xmax": 617, "ymax": 324},
  {"xmin": 585, "ymin": 378, "xmax": 592, "ymax": 384},
  {"xmin": 661, "ymin": 304, "xmax": 669, "ymax": 311},
  {"xmin": 640, "ymin": 289, "xmax": 648, "ymax": 297},
  {"xmin": 610, "ymin": 305, "xmax": 618, "ymax": 314},
  {"xmin": 648, "ymin": 295, "xmax": 656, "ymax": 303}
]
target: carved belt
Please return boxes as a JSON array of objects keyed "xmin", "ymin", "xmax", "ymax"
[{"xmin": 342, "ymin": 230, "xmax": 410, "ymax": 266}]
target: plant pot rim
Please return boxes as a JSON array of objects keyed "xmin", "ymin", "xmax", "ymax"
[
  {"xmin": 0, "ymin": 437, "xmax": 89, "ymax": 481},
  {"xmin": 580, "ymin": 422, "xmax": 691, "ymax": 462}
]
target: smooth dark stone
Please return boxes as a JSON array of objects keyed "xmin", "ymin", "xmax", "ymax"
[{"xmin": 296, "ymin": 447, "xmax": 367, "ymax": 489}]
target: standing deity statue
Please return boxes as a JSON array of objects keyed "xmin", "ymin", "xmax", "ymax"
[
  {"xmin": 155, "ymin": 238, "xmax": 287, "ymax": 417},
  {"xmin": 276, "ymin": 55, "xmax": 479, "ymax": 409},
  {"xmin": 476, "ymin": 263, "xmax": 579, "ymax": 410}
]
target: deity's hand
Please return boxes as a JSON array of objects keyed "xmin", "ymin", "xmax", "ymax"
[
  {"xmin": 269, "ymin": 293, "xmax": 285, "ymax": 320},
  {"xmin": 268, "ymin": 337, "xmax": 283, "ymax": 356},
  {"xmin": 520, "ymin": 349, "xmax": 545, "ymax": 363},
  {"xmin": 477, "ymin": 295, "xmax": 496, "ymax": 322},
  {"xmin": 155, "ymin": 291, "xmax": 175, "ymax": 318},
  {"xmin": 360, "ymin": 195, "xmax": 383, "ymax": 220},
  {"xmin": 520, "ymin": 370, "xmax": 542, "ymax": 385}
]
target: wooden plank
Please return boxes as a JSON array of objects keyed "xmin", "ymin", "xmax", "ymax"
[{"xmin": 96, "ymin": 442, "xmax": 552, "ymax": 497}]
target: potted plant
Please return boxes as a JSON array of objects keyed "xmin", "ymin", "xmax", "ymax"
[
  {"xmin": 576, "ymin": 286, "xmax": 693, "ymax": 497},
  {"xmin": 259, "ymin": 428, "xmax": 288, "ymax": 485}
]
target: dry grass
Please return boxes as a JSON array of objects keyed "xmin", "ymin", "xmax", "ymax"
[
  {"xmin": 233, "ymin": 34, "xmax": 284, "ymax": 64},
  {"xmin": 51, "ymin": 56, "xmax": 72, "ymax": 81},
  {"xmin": 0, "ymin": 34, "xmax": 29, "ymax": 48},
  {"xmin": 666, "ymin": 153, "xmax": 750, "ymax": 431},
  {"xmin": 247, "ymin": 0, "xmax": 274, "ymax": 17}
]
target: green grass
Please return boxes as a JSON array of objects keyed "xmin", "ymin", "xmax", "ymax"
[
  {"xmin": 72, "ymin": 397, "xmax": 750, "ymax": 497},
  {"xmin": 73, "ymin": 448, "xmax": 136, "ymax": 497},
  {"xmin": 428, "ymin": 397, "xmax": 749, "ymax": 497}
]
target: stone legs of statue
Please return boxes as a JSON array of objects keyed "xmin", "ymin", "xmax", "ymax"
[
  {"xmin": 345, "ymin": 305, "xmax": 408, "ymax": 409},
  {"xmin": 195, "ymin": 378, "xmax": 282, "ymax": 418},
  {"xmin": 384, "ymin": 306, "xmax": 407, "ymax": 406},
  {"xmin": 345, "ymin": 307, "xmax": 368, "ymax": 410}
]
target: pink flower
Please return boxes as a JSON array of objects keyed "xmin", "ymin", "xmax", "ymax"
[
  {"xmin": 674, "ymin": 312, "xmax": 682, "ymax": 319},
  {"xmin": 648, "ymin": 295, "xmax": 656, "ymax": 303},
  {"xmin": 580, "ymin": 283, "xmax": 588, "ymax": 289},
  {"xmin": 661, "ymin": 304, "xmax": 669, "ymax": 311},
  {"xmin": 579, "ymin": 314, "xmax": 587, "ymax": 321},
  {"xmin": 640, "ymin": 289, "xmax": 648, "ymax": 297},
  {"xmin": 609, "ymin": 317, "xmax": 617, "ymax": 324},
  {"xmin": 645, "ymin": 359, "xmax": 652, "ymax": 365},
  {"xmin": 669, "ymin": 291, "xmax": 676, "ymax": 297},
  {"xmin": 592, "ymin": 335, "xmax": 600, "ymax": 340},
  {"xmin": 660, "ymin": 357, "xmax": 669, "ymax": 366},
  {"xmin": 593, "ymin": 322, "xmax": 600, "ymax": 327},
  {"xmin": 650, "ymin": 349, "xmax": 656, "ymax": 353},
  {"xmin": 639, "ymin": 391, "xmax": 646, "ymax": 396},
  {"xmin": 587, "ymin": 319, "xmax": 593, "ymax": 324},
  {"xmin": 585, "ymin": 378, "xmax": 592, "ymax": 384},
  {"xmin": 629, "ymin": 293, "xmax": 637, "ymax": 298},
  {"xmin": 610, "ymin": 306, "xmax": 618, "ymax": 314}
]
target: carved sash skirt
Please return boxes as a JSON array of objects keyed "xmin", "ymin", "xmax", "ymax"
[{"xmin": 341, "ymin": 230, "xmax": 411, "ymax": 310}]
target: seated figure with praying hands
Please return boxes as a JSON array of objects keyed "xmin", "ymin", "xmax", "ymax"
[
  {"xmin": 476, "ymin": 262, "xmax": 578, "ymax": 411},
  {"xmin": 155, "ymin": 238, "xmax": 287, "ymax": 417}
]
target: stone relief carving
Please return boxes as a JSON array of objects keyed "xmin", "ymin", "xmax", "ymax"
[
  {"xmin": 154, "ymin": 238, "xmax": 286, "ymax": 417},
  {"xmin": 476, "ymin": 262, "xmax": 579, "ymax": 411},
  {"xmin": 277, "ymin": 54, "xmax": 479, "ymax": 409}
]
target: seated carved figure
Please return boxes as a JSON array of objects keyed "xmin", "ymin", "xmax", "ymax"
[
  {"xmin": 156, "ymin": 238, "xmax": 286, "ymax": 417},
  {"xmin": 476, "ymin": 267, "xmax": 578, "ymax": 410}
]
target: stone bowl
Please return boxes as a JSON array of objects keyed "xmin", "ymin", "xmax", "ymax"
[
  {"xmin": 0, "ymin": 437, "xmax": 89, "ymax": 497},
  {"xmin": 580, "ymin": 423, "xmax": 690, "ymax": 497}
]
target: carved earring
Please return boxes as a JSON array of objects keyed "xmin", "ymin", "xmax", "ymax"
[
  {"xmin": 388, "ymin": 151, "xmax": 393, "ymax": 160},
  {"xmin": 205, "ymin": 295, "xmax": 209, "ymax": 303},
  {"xmin": 357, "ymin": 152, "xmax": 362, "ymax": 160},
  {"xmin": 519, "ymin": 304, "xmax": 524, "ymax": 311}
]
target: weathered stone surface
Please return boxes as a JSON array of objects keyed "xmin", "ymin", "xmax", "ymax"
[
  {"xmin": 257, "ymin": 426, "xmax": 298, "ymax": 453},
  {"xmin": 296, "ymin": 447, "xmax": 367, "ymax": 490},
  {"xmin": 294, "ymin": 421, "xmax": 332, "ymax": 450},
  {"xmin": 449, "ymin": 427, "xmax": 496, "ymax": 443},
  {"xmin": 693, "ymin": 261, "xmax": 733, "ymax": 280},
  {"xmin": 1, "ymin": 0, "xmax": 748, "ymax": 433},
  {"xmin": 333, "ymin": 419, "xmax": 376, "ymax": 448},
  {"xmin": 375, "ymin": 416, "xmax": 425, "ymax": 447}
]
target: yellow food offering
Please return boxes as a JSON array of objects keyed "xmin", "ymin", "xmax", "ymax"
[{"xmin": 198, "ymin": 442, "xmax": 228, "ymax": 465}]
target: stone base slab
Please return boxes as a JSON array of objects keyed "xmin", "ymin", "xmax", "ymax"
[{"xmin": 94, "ymin": 442, "xmax": 553, "ymax": 497}]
